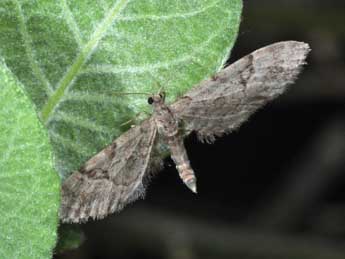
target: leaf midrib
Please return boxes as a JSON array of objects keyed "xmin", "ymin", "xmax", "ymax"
[{"xmin": 40, "ymin": 0, "xmax": 130, "ymax": 123}]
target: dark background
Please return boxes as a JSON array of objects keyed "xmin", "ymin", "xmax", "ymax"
[{"xmin": 57, "ymin": 1, "xmax": 345, "ymax": 258}]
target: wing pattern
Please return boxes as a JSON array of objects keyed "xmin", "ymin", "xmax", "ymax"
[
  {"xmin": 60, "ymin": 118, "xmax": 158, "ymax": 223},
  {"xmin": 172, "ymin": 41, "xmax": 310, "ymax": 142}
]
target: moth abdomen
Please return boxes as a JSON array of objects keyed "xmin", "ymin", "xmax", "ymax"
[{"xmin": 176, "ymin": 163, "xmax": 197, "ymax": 193}]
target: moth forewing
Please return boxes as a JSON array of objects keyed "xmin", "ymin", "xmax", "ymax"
[
  {"xmin": 60, "ymin": 41, "xmax": 310, "ymax": 223},
  {"xmin": 60, "ymin": 118, "xmax": 158, "ymax": 223},
  {"xmin": 171, "ymin": 41, "xmax": 310, "ymax": 142}
]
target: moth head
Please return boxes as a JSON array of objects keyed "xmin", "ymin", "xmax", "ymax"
[{"xmin": 147, "ymin": 91, "xmax": 166, "ymax": 105}]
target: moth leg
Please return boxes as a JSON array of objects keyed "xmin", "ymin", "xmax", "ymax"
[
  {"xmin": 211, "ymin": 74, "xmax": 219, "ymax": 81},
  {"xmin": 120, "ymin": 111, "xmax": 150, "ymax": 128}
]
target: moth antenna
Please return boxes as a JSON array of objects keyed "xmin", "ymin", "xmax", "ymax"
[
  {"xmin": 154, "ymin": 80, "xmax": 164, "ymax": 95},
  {"xmin": 148, "ymin": 72, "xmax": 167, "ymax": 95},
  {"xmin": 108, "ymin": 91, "xmax": 151, "ymax": 96}
]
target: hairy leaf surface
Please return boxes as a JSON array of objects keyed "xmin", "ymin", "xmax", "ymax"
[
  {"xmin": 0, "ymin": 0, "xmax": 242, "ymax": 178},
  {"xmin": 0, "ymin": 61, "xmax": 60, "ymax": 259}
]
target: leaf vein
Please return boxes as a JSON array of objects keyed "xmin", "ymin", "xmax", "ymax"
[
  {"xmin": 51, "ymin": 111, "xmax": 110, "ymax": 134},
  {"xmin": 118, "ymin": 0, "xmax": 222, "ymax": 21},
  {"xmin": 41, "ymin": 0, "xmax": 131, "ymax": 123},
  {"xmin": 66, "ymin": 91, "xmax": 122, "ymax": 105},
  {"xmin": 82, "ymin": 27, "xmax": 223, "ymax": 75},
  {"xmin": 13, "ymin": 0, "xmax": 53, "ymax": 95},
  {"xmin": 60, "ymin": 0, "xmax": 84, "ymax": 47},
  {"xmin": 49, "ymin": 131, "xmax": 91, "ymax": 156},
  {"xmin": 0, "ymin": 127, "xmax": 19, "ymax": 163},
  {"xmin": 99, "ymin": 0, "xmax": 110, "ymax": 12}
]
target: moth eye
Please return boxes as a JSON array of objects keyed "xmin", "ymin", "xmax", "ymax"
[{"xmin": 147, "ymin": 97, "xmax": 154, "ymax": 105}]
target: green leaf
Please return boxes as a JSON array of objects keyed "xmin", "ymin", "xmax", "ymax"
[
  {"xmin": 0, "ymin": 60, "xmax": 60, "ymax": 259},
  {"xmin": 0, "ymin": 0, "xmax": 242, "ymax": 178}
]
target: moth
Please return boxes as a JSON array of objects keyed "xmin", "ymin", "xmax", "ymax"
[{"xmin": 60, "ymin": 41, "xmax": 310, "ymax": 223}]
